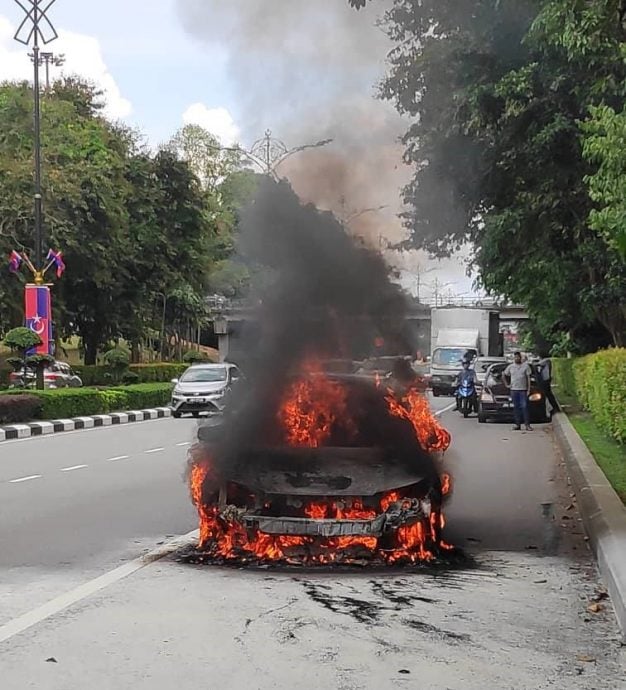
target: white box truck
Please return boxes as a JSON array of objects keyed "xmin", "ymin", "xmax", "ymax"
[{"xmin": 429, "ymin": 308, "xmax": 502, "ymax": 396}]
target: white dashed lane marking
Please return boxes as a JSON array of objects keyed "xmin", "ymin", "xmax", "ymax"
[
  {"xmin": 176, "ymin": 442, "xmax": 191, "ymax": 447},
  {"xmin": 144, "ymin": 448, "xmax": 164, "ymax": 454},
  {"xmin": 9, "ymin": 475, "xmax": 42, "ymax": 484},
  {"xmin": 60, "ymin": 465, "xmax": 88, "ymax": 472},
  {"xmin": 106, "ymin": 455, "xmax": 130, "ymax": 462}
]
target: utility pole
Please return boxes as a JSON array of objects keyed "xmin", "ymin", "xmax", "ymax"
[{"xmin": 14, "ymin": 0, "xmax": 59, "ymax": 278}]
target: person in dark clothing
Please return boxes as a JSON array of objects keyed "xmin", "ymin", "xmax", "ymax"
[{"xmin": 538, "ymin": 355, "xmax": 560, "ymax": 413}]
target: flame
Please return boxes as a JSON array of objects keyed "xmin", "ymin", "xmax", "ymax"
[
  {"xmin": 277, "ymin": 361, "xmax": 354, "ymax": 447},
  {"xmin": 385, "ymin": 387, "xmax": 451, "ymax": 453},
  {"xmin": 189, "ymin": 362, "xmax": 455, "ymax": 565}
]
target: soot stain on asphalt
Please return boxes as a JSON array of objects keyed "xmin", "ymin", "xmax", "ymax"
[
  {"xmin": 370, "ymin": 580, "xmax": 439, "ymax": 606},
  {"xmin": 303, "ymin": 582, "xmax": 383, "ymax": 624},
  {"xmin": 402, "ymin": 618, "xmax": 471, "ymax": 643}
]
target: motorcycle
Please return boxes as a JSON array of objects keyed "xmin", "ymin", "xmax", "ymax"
[{"xmin": 456, "ymin": 377, "xmax": 478, "ymax": 418}]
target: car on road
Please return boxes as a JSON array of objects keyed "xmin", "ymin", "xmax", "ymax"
[
  {"xmin": 9, "ymin": 360, "xmax": 83, "ymax": 389},
  {"xmin": 170, "ymin": 362, "xmax": 242, "ymax": 418},
  {"xmin": 477, "ymin": 362, "xmax": 548, "ymax": 424},
  {"xmin": 472, "ymin": 356, "xmax": 508, "ymax": 387}
]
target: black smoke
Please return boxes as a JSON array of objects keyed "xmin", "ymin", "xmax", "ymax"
[{"xmin": 206, "ymin": 178, "xmax": 413, "ymax": 460}]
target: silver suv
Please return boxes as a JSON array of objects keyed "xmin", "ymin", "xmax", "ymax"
[{"xmin": 170, "ymin": 363, "xmax": 242, "ymax": 418}]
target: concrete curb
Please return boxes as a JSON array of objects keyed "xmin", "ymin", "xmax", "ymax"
[
  {"xmin": 0, "ymin": 407, "xmax": 172, "ymax": 442},
  {"xmin": 552, "ymin": 411, "xmax": 626, "ymax": 640}
]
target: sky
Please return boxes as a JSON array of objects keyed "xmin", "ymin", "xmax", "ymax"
[{"xmin": 0, "ymin": 0, "xmax": 480, "ymax": 302}]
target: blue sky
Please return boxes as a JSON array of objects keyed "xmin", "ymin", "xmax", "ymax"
[
  {"xmin": 0, "ymin": 0, "xmax": 479, "ymax": 300},
  {"xmin": 2, "ymin": 0, "xmax": 241, "ymax": 145}
]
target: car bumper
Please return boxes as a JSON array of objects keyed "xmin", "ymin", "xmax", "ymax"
[{"xmin": 171, "ymin": 396, "xmax": 226, "ymax": 413}]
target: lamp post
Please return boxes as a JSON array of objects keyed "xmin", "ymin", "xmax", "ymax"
[
  {"xmin": 13, "ymin": 0, "xmax": 59, "ymax": 278},
  {"xmin": 226, "ymin": 129, "xmax": 332, "ymax": 180},
  {"xmin": 38, "ymin": 51, "xmax": 65, "ymax": 89}
]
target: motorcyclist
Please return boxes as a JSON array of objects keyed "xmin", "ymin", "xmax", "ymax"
[{"xmin": 454, "ymin": 359, "xmax": 477, "ymax": 411}]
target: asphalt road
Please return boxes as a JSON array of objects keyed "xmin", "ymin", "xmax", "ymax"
[
  {"xmin": 0, "ymin": 417, "xmax": 199, "ymax": 624},
  {"xmin": 0, "ymin": 395, "xmax": 624, "ymax": 688}
]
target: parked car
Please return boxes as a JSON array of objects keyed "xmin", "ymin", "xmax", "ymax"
[
  {"xmin": 472, "ymin": 356, "xmax": 508, "ymax": 387},
  {"xmin": 477, "ymin": 362, "xmax": 548, "ymax": 424},
  {"xmin": 170, "ymin": 362, "xmax": 242, "ymax": 418},
  {"xmin": 9, "ymin": 360, "xmax": 83, "ymax": 389}
]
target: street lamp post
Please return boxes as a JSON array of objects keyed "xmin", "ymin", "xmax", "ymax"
[
  {"xmin": 13, "ymin": 0, "xmax": 59, "ymax": 278},
  {"xmin": 234, "ymin": 130, "xmax": 333, "ymax": 180},
  {"xmin": 39, "ymin": 51, "xmax": 65, "ymax": 89}
]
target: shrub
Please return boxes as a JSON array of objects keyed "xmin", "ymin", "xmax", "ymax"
[
  {"xmin": 121, "ymin": 371, "xmax": 140, "ymax": 385},
  {"xmin": 552, "ymin": 358, "xmax": 577, "ymax": 400},
  {"xmin": 103, "ymin": 347, "xmax": 130, "ymax": 383},
  {"xmin": 74, "ymin": 363, "xmax": 187, "ymax": 386},
  {"xmin": 110, "ymin": 383, "xmax": 172, "ymax": 409},
  {"xmin": 183, "ymin": 350, "xmax": 209, "ymax": 364},
  {"xmin": 0, "ymin": 383, "xmax": 174, "ymax": 421},
  {"xmin": 573, "ymin": 349, "xmax": 626, "ymax": 445},
  {"xmin": 0, "ymin": 394, "xmax": 42, "ymax": 424}
]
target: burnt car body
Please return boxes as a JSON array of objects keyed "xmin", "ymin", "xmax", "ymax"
[
  {"xmin": 193, "ymin": 374, "xmax": 448, "ymax": 558},
  {"xmin": 478, "ymin": 362, "xmax": 548, "ymax": 424}
]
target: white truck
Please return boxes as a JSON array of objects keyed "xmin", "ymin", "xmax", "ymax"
[{"xmin": 429, "ymin": 308, "xmax": 502, "ymax": 396}]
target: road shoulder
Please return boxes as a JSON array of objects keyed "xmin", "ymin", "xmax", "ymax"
[{"xmin": 553, "ymin": 411, "xmax": 626, "ymax": 640}]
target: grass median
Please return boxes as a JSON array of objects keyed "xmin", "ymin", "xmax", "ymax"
[
  {"xmin": 0, "ymin": 383, "xmax": 173, "ymax": 423},
  {"xmin": 559, "ymin": 392, "xmax": 626, "ymax": 504}
]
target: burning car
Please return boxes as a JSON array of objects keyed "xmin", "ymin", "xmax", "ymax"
[{"xmin": 188, "ymin": 361, "xmax": 452, "ymax": 566}]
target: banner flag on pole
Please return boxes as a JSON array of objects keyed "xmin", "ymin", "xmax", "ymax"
[
  {"xmin": 24, "ymin": 284, "xmax": 52, "ymax": 356},
  {"xmin": 9, "ymin": 251, "xmax": 22, "ymax": 273}
]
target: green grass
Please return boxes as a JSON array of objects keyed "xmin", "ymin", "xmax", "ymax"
[{"xmin": 567, "ymin": 409, "xmax": 626, "ymax": 504}]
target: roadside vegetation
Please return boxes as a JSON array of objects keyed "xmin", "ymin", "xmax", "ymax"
[{"xmin": 554, "ymin": 352, "xmax": 626, "ymax": 504}]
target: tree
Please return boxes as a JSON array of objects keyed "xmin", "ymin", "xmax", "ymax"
[
  {"xmin": 0, "ymin": 80, "xmax": 229, "ymax": 363},
  {"xmin": 581, "ymin": 105, "xmax": 626, "ymax": 259},
  {"xmin": 166, "ymin": 124, "xmax": 242, "ymax": 194},
  {"xmin": 4, "ymin": 327, "xmax": 42, "ymax": 388},
  {"xmin": 376, "ymin": 0, "xmax": 626, "ymax": 347}
]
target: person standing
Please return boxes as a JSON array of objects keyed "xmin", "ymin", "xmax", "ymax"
[
  {"xmin": 504, "ymin": 351, "xmax": 533, "ymax": 431},
  {"xmin": 538, "ymin": 355, "xmax": 560, "ymax": 412}
]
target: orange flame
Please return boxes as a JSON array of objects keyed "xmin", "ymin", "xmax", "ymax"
[
  {"xmin": 385, "ymin": 387, "xmax": 451, "ymax": 453},
  {"xmin": 189, "ymin": 362, "xmax": 454, "ymax": 564},
  {"xmin": 277, "ymin": 361, "xmax": 354, "ymax": 447}
]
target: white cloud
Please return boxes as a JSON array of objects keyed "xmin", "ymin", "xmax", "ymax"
[
  {"xmin": 0, "ymin": 15, "xmax": 131, "ymax": 120},
  {"xmin": 182, "ymin": 103, "xmax": 240, "ymax": 146}
]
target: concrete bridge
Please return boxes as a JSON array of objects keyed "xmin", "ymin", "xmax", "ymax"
[{"xmin": 205, "ymin": 296, "xmax": 528, "ymax": 362}]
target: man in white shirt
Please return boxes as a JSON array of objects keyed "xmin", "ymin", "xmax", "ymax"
[{"xmin": 504, "ymin": 351, "xmax": 533, "ymax": 431}]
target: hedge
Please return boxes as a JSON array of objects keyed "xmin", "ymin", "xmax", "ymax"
[
  {"xmin": 552, "ymin": 358, "xmax": 577, "ymax": 400},
  {"xmin": 75, "ymin": 363, "xmax": 188, "ymax": 387},
  {"xmin": 554, "ymin": 350, "xmax": 626, "ymax": 444},
  {"xmin": 0, "ymin": 394, "xmax": 42, "ymax": 423},
  {"xmin": 1, "ymin": 383, "xmax": 173, "ymax": 422}
]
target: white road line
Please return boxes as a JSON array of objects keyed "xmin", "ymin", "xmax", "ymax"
[
  {"xmin": 9, "ymin": 474, "xmax": 42, "ymax": 484},
  {"xmin": 435, "ymin": 402, "xmax": 457, "ymax": 417},
  {"xmin": 60, "ymin": 464, "xmax": 88, "ymax": 472},
  {"xmin": 145, "ymin": 447, "xmax": 164, "ymax": 454},
  {"xmin": 0, "ymin": 529, "xmax": 199, "ymax": 645},
  {"xmin": 176, "ymin": 442, "xmax": 191, "ymax": 447},
  {"xmin": 106, "ymin": 455, "xmax": 130, "ymax": 462}
]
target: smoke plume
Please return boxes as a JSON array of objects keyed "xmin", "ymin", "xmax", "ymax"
[
  {"xmin": 207, "ymin": 178, "xmax": 415, "ymax": 463},
  {"xmin": 175, "ymin": 0, "xmax": 407, "ymax": 245}
]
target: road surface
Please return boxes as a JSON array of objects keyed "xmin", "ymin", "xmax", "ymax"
[
  {"xmin": 0, "ymin": 396, "xmax": 623, "ymax": 688},
  {"xmin": 0, "ymin": 417, "xmax": 198, "ymax": 624}
]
